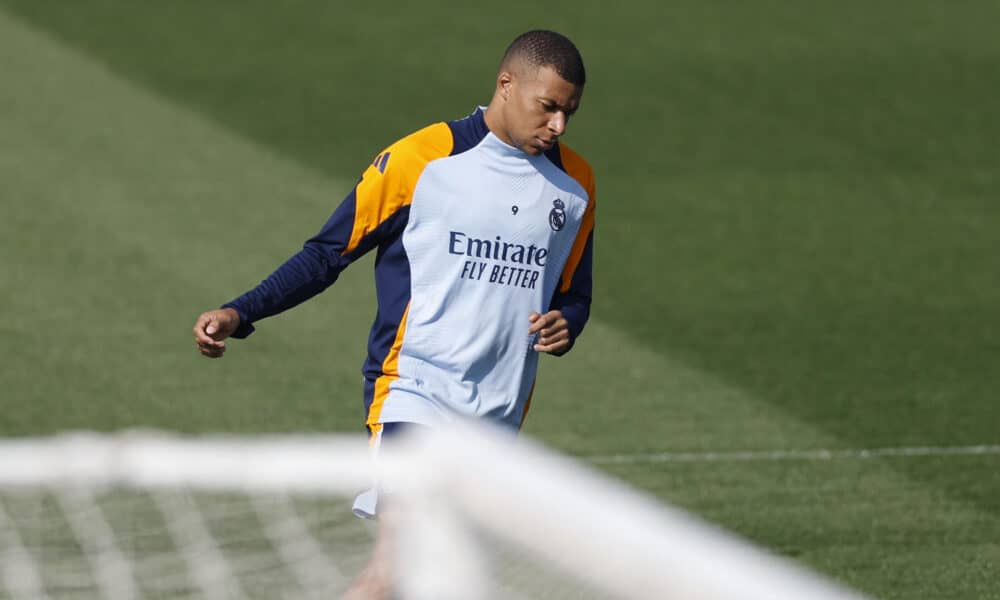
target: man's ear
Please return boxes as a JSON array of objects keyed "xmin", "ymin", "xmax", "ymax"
[{"xmin": 497, "ymin": 71, "xmax": 513, "ymax": 100}]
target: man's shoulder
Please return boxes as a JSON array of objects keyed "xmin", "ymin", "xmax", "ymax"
[
  {"xmin": 379, "ymin": 122, "xmax": 455, "ymax": 168},
  {"xmin": 553, "ymin": 142, "xmax": 596, "ymax": 200},
  {"xmin": 554, "ymin": 142, "xmax": 594, "ymax": 179}
]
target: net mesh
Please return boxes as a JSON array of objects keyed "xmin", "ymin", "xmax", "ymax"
[
  {"xmin": 0, "ymin": 488, "xmax": 620, "ymax": 600},
  {"xmin": 0, "ymin": 487, "xmax": 371, "ymax": 599},
  {"xmin": 0, "ymin": 429, "xmax": 871, "ymax": 600}
]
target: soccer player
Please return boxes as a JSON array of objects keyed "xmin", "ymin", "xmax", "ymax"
[{"xmin": 192, "ymin": 29, "xmax": 594, "ymax": 597}]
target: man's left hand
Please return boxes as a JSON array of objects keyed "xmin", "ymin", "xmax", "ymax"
[{"xmin": 528, "ymin": 310, "xmax": 570, "ymax": 354}]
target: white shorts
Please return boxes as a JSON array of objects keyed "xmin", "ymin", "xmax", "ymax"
[{"xmin": 351, "ymin": 422, "xmax": 423, "ymax": 519}]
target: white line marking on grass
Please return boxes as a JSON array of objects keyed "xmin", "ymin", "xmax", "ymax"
[{"xmin": 587, "ymin": 444, "xmax": 1000, "ymax": 465}]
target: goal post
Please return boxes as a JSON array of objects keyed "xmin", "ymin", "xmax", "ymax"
[{"xmin": 0, "ymin": 425, "xmax": 871, "ymax": 599}]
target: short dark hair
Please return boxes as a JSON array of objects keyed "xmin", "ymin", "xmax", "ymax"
[{"xmin": 501, "ymin": 30, "xmax": 586, "ymax": 86}]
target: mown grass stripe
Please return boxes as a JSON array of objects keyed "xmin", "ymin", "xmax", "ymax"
[{"xmin": 589, "ymin": 444, "xmax": 1000, "ymax": 465}]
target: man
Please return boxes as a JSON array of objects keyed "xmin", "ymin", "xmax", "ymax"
[
  {"xmin": 193, "ymin": 29, "xmax": 594, "ymax": 594},
  {"xmin": 194, "ymin": 28, "xmax": 593, "ymax": 429}
]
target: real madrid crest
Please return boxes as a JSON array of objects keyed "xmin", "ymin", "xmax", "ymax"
[{"xmin": 548, "ymin": 198, "xmax": 566, "ymax": 232}]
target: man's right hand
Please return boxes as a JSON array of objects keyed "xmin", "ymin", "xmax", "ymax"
[{"xmin": 193, "ymin": 308, "xmax": 241, "ymax": 358}]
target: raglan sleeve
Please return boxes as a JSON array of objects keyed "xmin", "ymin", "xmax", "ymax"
[
  {"xmin": 222, "ymin": 149, "xmax": 408, "ymax": 339},
  {"xmin": 548, "ymin": 172, "xmax": 595, "ymax": 356}
]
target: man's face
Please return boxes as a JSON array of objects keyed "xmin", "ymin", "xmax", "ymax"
[{"xmin": 499, "ymin": 65, "xmax": 583, "ymax": 155}]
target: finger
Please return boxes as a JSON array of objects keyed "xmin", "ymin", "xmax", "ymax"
[
  {"xmin": 539, "ymin": 318, "xmax": 569, "ymax": 338},
  {"xmin": 196, "ymin": 334, "xmax": 223, "ymax": 347},
  {"xmin": 533, "ymin": 337, "xmax": 569, "ymax": 354},
  {"xmin": 193, "ymin": 314, "xmax": 219, "ymax": 345},
  {"xmin": 527, "ymin": 312, "xmax": 548, "ymax": 334},
  {"xmin": 200, "ymin": 340, "xmax": 225, "ymax": 354},
  {"xmin": 193, "ymin": 314, "xmax": 209, "ymax": 340},
  {"xmin": 199, "ymin": 345, "xmax": 225, "ymax": 358},
  {"xmin": 535, "ymin": 326, "xmax": 569, "ymax": 345},
  {"xmin": 196, "ymin": 337, "xmax": 225, "ymax": 350},
  {"xmin": 536, "ymin": 329, "xmax": 569, "ymax": 348}
]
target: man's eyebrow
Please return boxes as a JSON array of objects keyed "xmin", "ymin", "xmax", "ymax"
[{"xmin": 540, "ymin": 97, "xmax": 579, "ymax": 115}]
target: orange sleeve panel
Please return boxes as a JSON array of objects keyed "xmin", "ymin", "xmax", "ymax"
[
  {"xmin": 344, "ymin": 122, "xmax": 455, "ymax": 254},
  {"xmin": 556, "ymin": 142, "xmax": 596, "ymax": 293}
]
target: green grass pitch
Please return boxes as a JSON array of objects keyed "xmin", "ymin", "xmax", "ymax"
[{"xmin": 1, "ymin": 1, "xmax": 999, "ymax": 597}]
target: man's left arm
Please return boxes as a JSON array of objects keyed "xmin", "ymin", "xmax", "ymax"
[
  {"xmin": 531, "ymin": 192, "xmax": 595, "ymax": 356},
  {"xmin": 533, "ymin": 229, "xmax": 592, "ymax": 356}
]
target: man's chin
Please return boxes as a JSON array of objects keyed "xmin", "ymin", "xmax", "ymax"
[{"xmin": 523, "ymin": 141, "xmax": 549, "ymax": 155}]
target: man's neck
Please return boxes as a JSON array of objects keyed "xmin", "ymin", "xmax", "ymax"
[{"xmin": 482, "ymin": 100, "xmax": 513, "ymax": 147}]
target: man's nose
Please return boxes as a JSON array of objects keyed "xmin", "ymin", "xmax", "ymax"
[{"xmin": 548, "ymin": 111, "xmax": 567, "ymax": 137}]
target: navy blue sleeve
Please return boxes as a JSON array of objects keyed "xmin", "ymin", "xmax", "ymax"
[
  {"xmin": 222, "ymin": 188, "xmax": 369, "ymax": 339},
  {"xmin": 547, "ymin": 229, "xmax": 593, "ymax": 356}
]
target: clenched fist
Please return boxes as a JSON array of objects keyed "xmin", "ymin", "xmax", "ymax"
[{"xmin": 192, "ymin": 308, "xmax": 241, "ymax": 358}]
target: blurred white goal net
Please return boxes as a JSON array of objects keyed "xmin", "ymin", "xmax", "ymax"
[{"xmin": 0, "ymin": 423, "xmax": 870, "ymax": 599}]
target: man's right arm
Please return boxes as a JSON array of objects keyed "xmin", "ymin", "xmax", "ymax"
[
  {"xmin": 191, "ymin": 192, "xmax": 360, "ymax": 357},
  {"xmin": 219, "ymin": 187, "xmax": 365, "ymax": 339},
  {"xmin": 193, "ymin": 132, "xmax": 431, "ymax": 356},
  {"xmin": 193, "ymin": 123, "xmax": 452, "ymax": 357}
]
